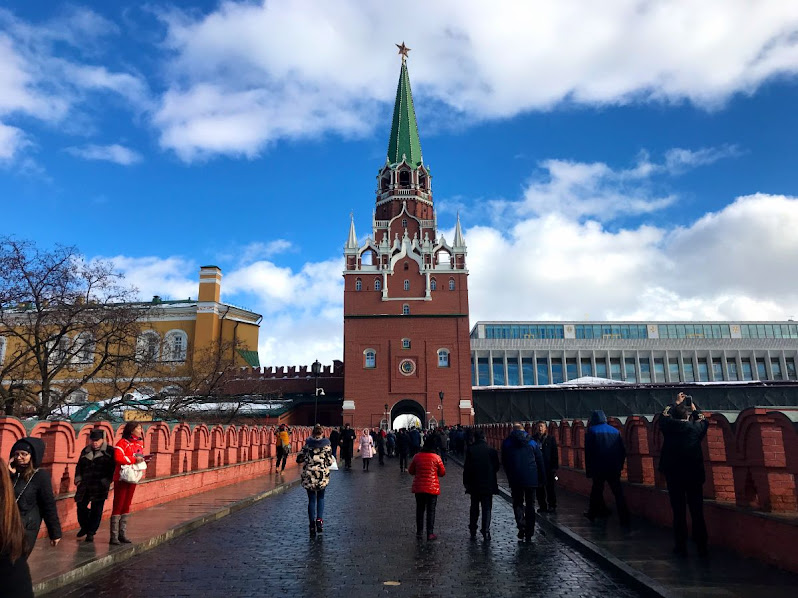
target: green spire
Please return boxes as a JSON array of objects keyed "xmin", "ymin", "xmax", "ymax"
[{"xmin": 387, "ymin": 59, "xmax": 423, "ymax": 168}]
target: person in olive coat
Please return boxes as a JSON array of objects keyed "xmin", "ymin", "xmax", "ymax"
[
  {"xmin": 533, "ymin": 421, "xmax": 559, "ymax": 512},
  {"xmin": 8, "ymin": 437, "xmax": 61, "ymax": 555},
  {"xmin": 462, "ymin": 429, "xmax": 500, "ymax": 540},
  {"xmin": 74, "ymin": 429, "xmax": 115, "ymax": 542},
  {"xmin": 659, "ymin": 394, "xmax": 710, "ymax": 556}
]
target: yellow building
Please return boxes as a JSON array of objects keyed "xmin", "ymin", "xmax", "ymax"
[{"xmin": 0, "ymin": 265, "xmax": 261, "ymax": 411}]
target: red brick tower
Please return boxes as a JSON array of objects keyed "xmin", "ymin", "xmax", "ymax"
[{"xmin": 342, "ymin": 45, "xmax": 473, "ymax": 429}]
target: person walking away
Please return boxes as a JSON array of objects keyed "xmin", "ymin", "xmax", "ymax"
[
  {"xmin": 501, "ymin": 423, "xmax": 545, "ymax": 542},
  {"xmin": 408, "ymin": 427, "xmax": 422, "ymax": 457},
  {"xmin": 584, "ymin": 410, "xmax": 630, "ymax": 525},
  {"xmin": 396, "ymin": 428, "xmax": 410, "ymax": 472},
  {"xmin": 8, "ymin": 437, "xmax": 61, "ymax": 555},
  {"xmin": 377, "ymin": 429, "xmax": 387, "ymax": 466},
  {"xmin": 408, "ymin": 436, "xmax": 446, "ymax": 541},
  {"xmin": 659, "ymin": 394, "xmax": 710, "ymax": 556},
  {"xmin": 297, "ymin": 424, "xmax": 334, "ymax": 537},
  {"xmin": 275, "ymin": 424, "xmax": 291, "ymax": 473},
  {"xmin": 329, "ymin": 427, "xmax": 340, "ymax": 461},
  {"xmin": 1, "ymin": 460, "xmax": 33, "ymax": 598},
  {"xmin": 463, "ymin": 429, "xmax": 500, "ymax": 541},
  {"xmin": 386, "ymin": 430, "xmax": 396, "ymax": 458},
  {"xmin": 339, "ymin": 423, "xmax": 356, "ymax": 470},
  {"xmin": 111, "ymin": 422, "xmax": 148, "ymax": 545},
  {"xmin": 358, "ymin": 429, "xmax": 375, "ymax": 471},
  {"xmin": 533, "ymin": 421, "xmax": 559, "ymax": 512},
  {"xmin": 74, "ymin": 429, "xmax": 115, "ymax": 542}
]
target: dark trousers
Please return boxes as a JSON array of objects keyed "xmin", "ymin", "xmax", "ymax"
[
  {"xmin": 536, "ymin": 470, "xmax": 557, "ymax": 510},
  {"xmin": 77, "ymin": 498, "xmax": 106, "ymax": 534},
  {"xmin": 378, "ymin": 447, "xmax": 385, "ymax": 465},
  {"xmin": 331, "ymin": 446, "xmax": 338, "ymax": 459},
  {"xmin": 415, "ymin": 493, "xmax": 438, "ymax": 535},
  {"xmin": 666, "ymin": 475, "xmax": 707, "ymax": 550},
  {"xmin": 469, "ymin": 494, "xmax": 493, "ymax": 533},
  {"xmin": 276, "ymin": 448, "xmax": 288, "ymax": 471},
  {"xmin": 588, "ymin": 474, "xmax": 629, "ymax": 521},
  {"xmin": 398, "ymin": 452, "xmax": 408, "ymax": 470},
  {"xmin": 510, "ymin": 486, "xmax": 536, "ymax": 536}
]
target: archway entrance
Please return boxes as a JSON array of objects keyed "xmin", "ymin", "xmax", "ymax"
[{"xmin": 389, "ymin": 399, "xmax": 426, "ymax": 431}]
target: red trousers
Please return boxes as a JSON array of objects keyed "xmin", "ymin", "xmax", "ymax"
[{"xmin": 112, "ymin": 481, "xmax": 137, "ymax": 515}]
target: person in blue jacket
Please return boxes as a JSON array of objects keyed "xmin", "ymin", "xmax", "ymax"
[
  {"xmin": 584, "ymin": 410, "xmax": 630, "ymax": 524},
  {"xmin": 501, "ymin": 423, "xmax": 545, "ymax": 542}
]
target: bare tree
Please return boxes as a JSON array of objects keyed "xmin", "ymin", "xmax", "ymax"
[{"xmin": 0, "ymin": 238, "xmax": 149, "ymax": 418}]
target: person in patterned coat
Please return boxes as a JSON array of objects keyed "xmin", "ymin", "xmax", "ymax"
[{"xmin": 298, "ymin": 424, "xmax": 334, "ymax": 536}]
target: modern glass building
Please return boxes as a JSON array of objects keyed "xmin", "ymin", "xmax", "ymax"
[{"xmin": 470, "ymin": 321, "xmax": 798, "ymax": 386}]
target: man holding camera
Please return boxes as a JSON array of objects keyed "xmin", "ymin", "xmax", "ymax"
[{"xmin": 659, "ymin": 392, "xmax": 709, "ymax": 557}]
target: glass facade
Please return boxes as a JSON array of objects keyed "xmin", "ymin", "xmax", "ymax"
[
  {"xmin": 741, "ymin": 323, "xmax": 798, "ymax": 339},
  {"xmin": 658, "ymin": 324, "xmax": 731, "ymax": 339},
  {"xmin": 580, "ymin": 358, "xmax": 592, "ymax": 377},
  {"xmin": 697, "ymin": 359, "xmax": 709, "ymax": 382},
  {"xmin": 483, "ymin": 324, "xmax": 564, "ymax": 340},
  {"xmin": 537, "ymin": 358, "xmax": 549, "ymax": 385},
  {"xmin": 576, "ymin": 324, "xmax": 648, "ymax": 339},
  {"xmin": 610, "ymin": 358, "xmax": 622, "ymax": 380},
  {"xmin": 522, "ymin": 358, "xmax": 534, "ymax": 385},
  {"xmin": 566, "ymin": 358, "xmax": 578, "ymax": 381},
  {"xmin": 771, "ymin": 358, "xmax": 783, "ymax": 381},
  {"xmin": 728, "ymin": 359, "xmax": 739, "ymax": 381},
  {"xmin": 639, "ymin": 359, "xmax": 651, "ymax": 383},
  {"xmin": 653, "ymin": 358, "xmax": 665, "ymax": 382},
  {"xmin": 756, "ymin": 358, "xmax": 767, "ymax": 380},
  {"xmin": 507, "ymin": 357, "xmax": 519, "ymax": 385},
  {"xmin": 787, "ymin": 359, "xmax": 797, "ymax": 381},
  {"xmin": 551, "ymin": 359, "xmax": 564, "ymax": 384},
  {"xmin": 492, "ymin": 357, "xmax": 505, "ymax": 385},
  {"xmin": 712, "ymin": 358, "xmax": 723, "ymax": 381},
  {"xmin": 624, "ymin": 358, "xmax": 636, "ymax": 382},
  {"xmin": 595, "ymin": 360, "xmax": 607, "ymax": 379}
]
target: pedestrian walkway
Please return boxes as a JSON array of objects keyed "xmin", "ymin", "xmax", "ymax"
[
  {"xmin": 30, "ymin": 470, "xmax": 301, "ymax": 596},
  {"xmin": 488, "ymin": 463, "xmax": 798, "ymax": 598},
  {"xmin": 53, "ymin": 457, "xmax": 641, "ymax": 597}
]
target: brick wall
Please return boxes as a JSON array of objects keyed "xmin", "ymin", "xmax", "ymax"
[
  {"xmin": 480, "ymin": 407, "xmax": 798, "ymax": 572},
  {"xmin": 0, "ymin": 418, "xmax": 317, "ymax": 536}
]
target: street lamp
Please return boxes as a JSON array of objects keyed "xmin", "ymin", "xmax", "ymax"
[
  {"xmin": 438, "ymin": 391, "xmax": 444, "ymax": 428},
  {"xmin": 384, "ymin": 403, "xmax": 389, "ymax": 431},
  {"xmin": 312, "ymin": 359, "xmax": 322, "ymax": 425}
]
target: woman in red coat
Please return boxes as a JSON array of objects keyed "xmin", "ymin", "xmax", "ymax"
[
  {"xmin": 111, "ymin": 423, "xmax": 146, "ymax": 545},
  {"xmin": 408, "ymin": 436, "xmax": 446, "ymax": 541}
]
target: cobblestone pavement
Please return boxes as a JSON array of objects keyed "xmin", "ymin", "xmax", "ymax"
[{"xmin": 58, "ymin": 458, "xmax": 642, "ymax": 598}]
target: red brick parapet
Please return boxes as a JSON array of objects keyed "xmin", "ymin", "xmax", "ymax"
[
  {"xmin": 479, "ymin": 407, "xmax": 798, "ymax": 572},
  {"xmin": 0, "ymin": 418, "xmax": 319, "ymax": 537}
]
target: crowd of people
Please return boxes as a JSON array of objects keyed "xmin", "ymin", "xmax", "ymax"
[{"xmin": 1, "ymin": 392, "xmax": 711, "ymax": 595}]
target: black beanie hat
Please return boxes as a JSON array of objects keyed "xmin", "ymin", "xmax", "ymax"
[
  {"xmin": 10, "ymin": 437, "xmax": 45, "ymax": 467},
  {"xmin": 89, "ymin": 429, "xmax": 104, "ymax": 441},
  {"xmin": 10, "ymin": 439, "xmax": 34, "ymax": 456}
]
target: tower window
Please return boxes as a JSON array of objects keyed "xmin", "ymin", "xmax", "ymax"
[
  {"xmin": 430, "ymin": 278, "xmax": 437, "ymax": 291},
  {"xmin": 402, "ymin": 218, "xmax": 407, "ymax": 228},
  {"xmin": 402, "ymin": 304, "xmax": 410, "ymax": 315},
  {"xmin": 402, "ymin": 338, "xmax": 411, "ymax": 349},
  {"xmin": 404, "ymin": 279, "xmax": 410, "ymax": 290},
  {"xmin": 374, "ymin": 278, "xmax": 381, "ymax": 291},
  {"xmin": 404, "ymin": 262, "xmax": 409, "ymax": 270},
  {"xmin": 355, "ymin": 278, "xmax": 362, "ymax": 291},
  {"xmin": 438, "ymin": 349, "xmax": 450, "ymax": 368},
  {"xmin": 449, "ymin": 278, "xmax": 455, "ymax": 291},
  {"xmin": 381, "ymin": 177, "xmax": 389, "ymax": 191},
  {"xmin": 399, "ymin": 170, "xmax": 410, "ymax": 187},
  {"xmin": 364, "ymin": 349, "xmax": 376, "ymax": 369}
]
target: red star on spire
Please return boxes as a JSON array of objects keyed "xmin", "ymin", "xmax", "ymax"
[{"xmin": 396, "ymin": 42, "xmax": 411, "ymax": 61}]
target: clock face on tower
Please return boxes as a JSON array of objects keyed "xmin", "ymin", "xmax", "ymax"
[{"xmin": 399, "ymin": 359, "xmax": 416, "ymax": 376}]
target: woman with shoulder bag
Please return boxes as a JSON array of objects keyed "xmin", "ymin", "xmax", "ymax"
[
  {"xmin": 8, "ymin": 437, "xmax": 62, "ymax": 555},
  {"xmin": 358, "ymin": 428, "xmax": 374, "ymax": 471},
  {"xmin": 299, "ymin": 424, "xmax": 334, "ymax": 536},
  {"xmin": 111, "ymin": 423, "xmax": 148, "ymax": 545}
]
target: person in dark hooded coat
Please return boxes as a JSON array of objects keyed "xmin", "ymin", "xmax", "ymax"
[
  {"xmin": 8, "ymin": 437, "xmax": 62, "ymax": 554},
  {"xmin": 584, "ymin": 410, "xmax": 629, "ymax": 524},
  {"xmin": 74, "ymin": 429, "xmax": 115, "ymax": 542},
  {"xmin": 463, "ymin": 429, "xmax": 500, "ymax": 540},
  {"xmin": 501, "ymin": 424, "xmax": 545, "ymax": 541},
  {"xmin": 339, "ymin": 423, "xmax": 356, "ymax": 470},
  {"xmin": 328, "ymin": 427, "xmax": 340, "ymax": 460}
]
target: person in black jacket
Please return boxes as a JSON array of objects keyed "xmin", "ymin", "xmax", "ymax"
[
  {"xmin": 501, "ymin": 424, "xmax": 546, "ymax": 542},
  {"xmin": 339, "ymin": 424, "xmax": 356, "ymax": 470},
  {"xmin": 1, "ymin": 459, "xmax": 33, "ymax": 598},
  {"xmin": 584, "ymin": 410, "xmax": 630, "ymax": 525},
  {"xmin": 659, "ymin": 394, "xmax": 710, "ymax": 556},
  {"xmin": 463, "ymin": 429, "xmax": 500, "ymax": 541},
  {"xmin": 396, "ymin": 428, "xmax": 410, "ymax": 472},
  {"xmin": 533, "ymin": 421, "xmax": 559, "ymax": 512},
  {"xmin": 8, "ymin": 437, "xmax": 62, "ymax": 555},
  {"xmin": 74, "ymin": 429, "xmax": 115, "ymax": 543},
  {"xmin": 329, "ymin": 427, "xmax": 340, "ymax": 461}
]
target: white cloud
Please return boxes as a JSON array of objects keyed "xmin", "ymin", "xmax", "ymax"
[
  {"xmin": 65, "ymin": 143, "xmax": 142, "ymax": 165},
  {"xmin": 0, "ymin": 121, "xmax": 25, "ymax": 160},
  {"xmin": 154, "ymin": 0, "xmax": 798, "ymax": 159},
  {"xmin": 106, "ymin": 256, "xmax": 198, "ymax": 301}
]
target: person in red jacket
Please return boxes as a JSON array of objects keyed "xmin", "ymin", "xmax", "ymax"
[
  {"xmin": 408, "ymin": 436, "xmax": 446, "ymax": 541},
  {"xmin": 111, "ymin": 422, "xmax": 147, "ymax": 545}
]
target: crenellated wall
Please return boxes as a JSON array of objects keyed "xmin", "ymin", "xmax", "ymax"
[
  {"xmin": 0, "ymin": 418, "xmax": 317, "ymax": 536},
  {"xmin": 480, "ymin": 407, "xmax": 798, "ymax": 572}
]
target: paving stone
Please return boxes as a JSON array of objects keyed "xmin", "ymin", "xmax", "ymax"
[{"xmin": 57, "ymin": 459, "xmax": 641, "ymax": 597}]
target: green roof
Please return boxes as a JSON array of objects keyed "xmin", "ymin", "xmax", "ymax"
[
  {"xmin": 386, "ymin": 60, "xmax": 423, "ymax": 168},
  {"xmin": 237, "ymin": 349, "xmax": 261, "ymax": 368}
]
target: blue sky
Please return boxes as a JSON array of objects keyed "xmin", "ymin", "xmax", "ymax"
[{"xmin": 4, "ymin": 1, "xmax": 798, "ymax": 367}]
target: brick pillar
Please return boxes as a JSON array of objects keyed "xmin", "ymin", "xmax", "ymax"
[
  {"xmin": 192, "ymin": 425, "xmax": 211, "ymax": 471},
  {"xmin": 147, "ymin": 422, "xmax": 174, "ymax": 478},
  {"xmin": 559, "ymin": 421, "xmax": 574, "ymax": 468},
  {"xmin": 625, "ymin": 417, "xmax": 655, "ymax": 485},
  {"xmin": 704, "ymin": 416, "xmax": 734, "ymax": 502},
  {"xmin": 39, "ymin": 421, "xmax": 78, "ymax": 495}
]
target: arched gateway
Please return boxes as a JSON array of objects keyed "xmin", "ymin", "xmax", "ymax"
[
  {"xmin": 390, "ymin": 399, "xmax": 426, "ymax": 430},
  {"xmin": 341, "ymin": 48, "xmax": 473, "ymax": 430}
]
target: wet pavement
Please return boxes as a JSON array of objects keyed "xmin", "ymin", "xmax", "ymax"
[{"xmin": 54, "ymin": 457, "xmax": 642, "ymax": 598}]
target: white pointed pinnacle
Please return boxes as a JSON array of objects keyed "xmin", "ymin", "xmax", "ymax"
[{"xmin": 346, "ymin": 214, "xmax": 358, "ymax": 249}]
